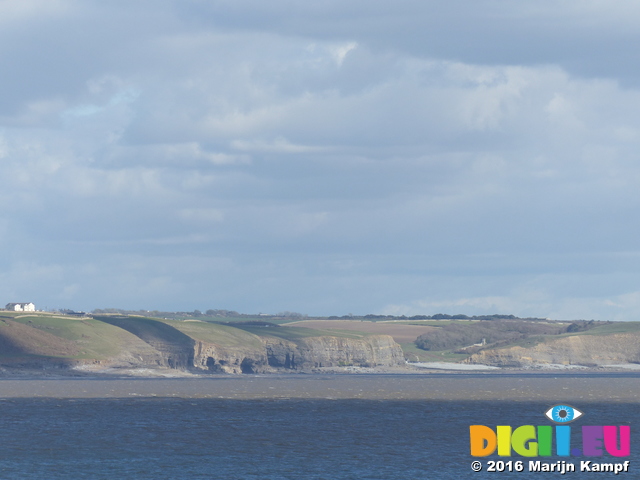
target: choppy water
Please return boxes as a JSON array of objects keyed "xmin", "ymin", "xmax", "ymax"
[{"xmin": 0, "ymin": 375, "xmax": 638, "ymax": 479}]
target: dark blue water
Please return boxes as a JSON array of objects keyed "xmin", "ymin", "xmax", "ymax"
[{"xmin": 0, "ymin": 397, "xmax": 637, "ymax": 479}]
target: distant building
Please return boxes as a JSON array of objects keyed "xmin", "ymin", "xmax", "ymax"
[{"xmin": 6, "ymin": 302, "xmax": 35, "ymax": 312}]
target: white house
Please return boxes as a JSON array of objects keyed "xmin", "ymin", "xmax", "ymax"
[{"xmin": 5, "ymin": 302, "xmax": 35, "ymax": 312}]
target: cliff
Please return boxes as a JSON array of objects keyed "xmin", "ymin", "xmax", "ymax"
[
  {"xmin": 189, "ymin": 335, "xmax": 404, "ymax": 374},
  {"xmin": 192, "ymin": 340, "xmax": 270, "ymax": 374},
  {"xmin": 98, "ymin": 332, "xmax": 405, "ymax": 374},
  {"xmin": 465, "ymin": 332, "xmax": 640, "ymax": 367},
  {"xmin": 0, "ymin": 314, "xmax": 405, "ymax": 375},
  {"xmin": 263, "ymin": 335, "xmax": 405, "ymax": 370}
]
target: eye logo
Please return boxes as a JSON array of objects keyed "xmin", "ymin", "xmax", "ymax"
[{"xmin": 545, "ymin": 404, "xmax": 583, "ymax": 423}]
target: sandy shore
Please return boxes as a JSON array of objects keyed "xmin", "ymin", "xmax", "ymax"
[{"xmin": 0, "ymin": 373, "xmax": 639, "ymax": 401}]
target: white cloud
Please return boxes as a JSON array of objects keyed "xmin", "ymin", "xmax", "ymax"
[
  {"xmin": 329, "ymin": 41, "xmax": 358, "ymax": 66},
  {"xmin": 114, "ymin": 143, "xmax": 251, "ymax": 167},
  {"xmin": 230, "ymin": 137, "xmax": 325, "ymax": 154}
]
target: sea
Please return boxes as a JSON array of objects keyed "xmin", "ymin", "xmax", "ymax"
[{"xmin": 0, "ymin": 373, "xmax": 638, "ymax": 479}]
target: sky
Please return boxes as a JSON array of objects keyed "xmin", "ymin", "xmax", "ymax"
[{"xmin": 3, "ymin": 0, "xmax": 640, "ymax": 319}]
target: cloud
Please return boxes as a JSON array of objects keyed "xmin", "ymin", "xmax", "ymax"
[
  {"xmin": 231, "ymin": 137, "xmax": 325, "ymax": 154},
  {"xmin": 1, "ymin": 1, "xmax": 640, "ymax": 318}
]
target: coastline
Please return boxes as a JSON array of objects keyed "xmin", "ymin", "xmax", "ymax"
[{"xmin": 2, "ymin": 360, "xmax": 640, "ymax": 379}]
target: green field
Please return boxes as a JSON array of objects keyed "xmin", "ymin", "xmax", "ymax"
[
  {"xmin": 9, "ymin": 314, "xmax": 153, "ymax": 359},
  {"xmin": 157, "ymin": 319, "xmax": 265, "ymax": 349},
  {"xmin": 400, "ymin": 342, "xmax": 470, "ymax": 362},
  {"xmin": 231, "ymin": 325, "xmax": 367, "ymax": 341},
  {"xmin": 572, "ymin": 321, "xmax": 640, "ymax": 335}
]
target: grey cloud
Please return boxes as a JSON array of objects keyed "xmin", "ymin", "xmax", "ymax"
[
  {"xmin": 181, "ymin": 0, "xmax": 640, "ymax": 83},
  {"xmin": 2, "ymin": 1, "xmax": 640, "ymax": 318}
]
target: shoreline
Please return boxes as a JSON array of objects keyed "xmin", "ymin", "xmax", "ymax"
[{"xmin": 2, "ymin": 361, "xmax": 640, "ymax": 379}]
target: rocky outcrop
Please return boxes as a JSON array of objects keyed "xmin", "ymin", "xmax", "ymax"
[
  {"xmin": 263, "ymin": 335, "xmax": 405, "ymax": 370},
  {"xmin": 87, "ymin": 334, "xmax": 404, "ymax": 374},
  {"xmin": 192, "ymin": 341, "xmax": 270, "ymax": 374},
  {"xmin": 465, "ymin": 332, "xmax": 640, "ymax": 367}
]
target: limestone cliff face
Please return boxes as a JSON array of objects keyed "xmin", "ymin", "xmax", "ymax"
[
  {"xmin": 192, "ymin": 341, "xmax": 270, "ymax": 374},
  {"xmin": 96, "ymin": 334, "xmax": 404, "ymax": 374},
  {"xmin": 466, "ymin": 333, "xmax": 640, "ymax": 367},
  {"xmin": 263, "ymin": 335, "xmax": 405, "ymax": 370}
]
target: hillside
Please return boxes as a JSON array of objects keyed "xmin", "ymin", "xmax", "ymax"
[
  {"xmin": 465, "ymin": 322, "xmax": 640, "ymax": 367},
  {"xmin": 0, "ymin": 313, "xmax": 405, "ymax": 374},
  {"xmin": 3, "ymin": 312, "xmax": 640, "ymax": 373}
]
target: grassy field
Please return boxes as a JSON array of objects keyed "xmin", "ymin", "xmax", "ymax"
[
  {"xmin": 198, "ymin": 315, "xmax": 301, "ymax": 325},
  {"xmin": 8, "ymin": 314, "xmax": 156, "ymax": 359},
  {"xmin": 285, "ymin": 319, "xmax": 435, "ymax": 344},
  {"xmin": 156, "ymin": 319, "xmax": 265, "ymax": 349},
  {"xmin": 232, "ymin": 325, "xmax": 367, "ymax": 341},
  {"xmin": 399, "ymin": 342, "xmax": 470, "ymax": 362},
  {"xmin": 572, "ymin": 321, "xmax": 640, "ymax": 335},
  {"xmin": 378, "ymin": 319, "xmax": 479, "ymax": 327}
]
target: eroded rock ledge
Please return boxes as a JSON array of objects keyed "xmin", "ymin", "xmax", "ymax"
[
  {"xmin": 88, "ymin": 334, "xmax": 406, "ymax": 374},
  {"xmin": 263, "ymin": 335, "xmax": 405, "ymax": 371},
  {"xmin": 190, "ymin": 335, "xmax": 405, "ymax": 374}
]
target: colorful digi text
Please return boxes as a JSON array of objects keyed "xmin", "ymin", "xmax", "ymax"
[{"xmin": 469, "ymin": 405, "xmax": 631, "ymax": 474}]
